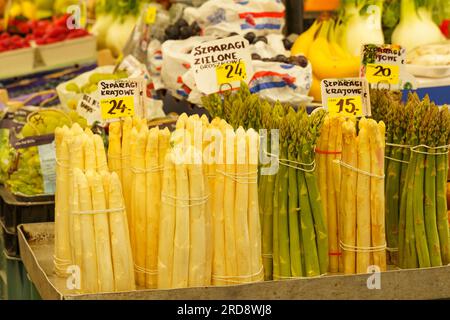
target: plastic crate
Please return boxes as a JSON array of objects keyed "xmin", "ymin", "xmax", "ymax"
[
  {"xmin": 4, "ymin": 251, "xmax": 31, "ymax": 300},
  {"xmin": 2, "ymin": 224, "xmax": 19, "ymax": 258},
  {"xmin": 0, "ymin": 47, "xmax": 35, "ymax": 79},
  {"xmin": 0, "ymin": 225, "xmax": 4, "ymax": 271},
  {"xmin": 38, "ymin": 36, "xmax": 97, "ymax": 68},
  {"xmin": 0, "ymin": 187, "xmax": 54, "ymax": 234},
  {"xmin": 0, "ymin": 270, "xmax": 6, "ymax": 300}
]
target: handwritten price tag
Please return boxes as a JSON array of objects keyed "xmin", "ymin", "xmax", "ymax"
[
  {"xmin": 216, "ymin": 60, "xmax": 247, "ymax": 86},
  {"xmin": 366, "ymin": 63, "xmax": 399, "ymax": 85},
  {"xmin": 100, "ymin": 96, "xmax": 135, "ymax": 120},
  {"xmin": 328, "ymin": 96, "xmax": 363, "ymax": 117},
  {"xmin": 146, "ymin": 7, "xmax": 157, "ymax": 25}
]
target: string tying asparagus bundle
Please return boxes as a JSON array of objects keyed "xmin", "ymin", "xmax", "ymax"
[{"xmin": 55, "ymin": 124, "xmax": 135, "ymax": 293}]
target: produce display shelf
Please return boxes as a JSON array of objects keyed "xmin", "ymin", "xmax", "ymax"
[
  {"xmin": 0, "ymin": 57, "xmax": 98, "ymax": 82},
  {"xmin": 0, "ymin": 186, "xmax": 54, "ymax": 235},
  {"xmin": 18, "ymin": 222, "xmax": 450, "ymax": 300}
]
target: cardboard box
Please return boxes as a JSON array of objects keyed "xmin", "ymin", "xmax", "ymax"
[{"xmin": 18, "ymin": 222, "xmax": 450, "ymax": 300}]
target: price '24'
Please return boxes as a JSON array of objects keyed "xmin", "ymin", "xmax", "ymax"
[{"xmin": 107, "ymin": 99, "xmax": 128, "ymax": 115}]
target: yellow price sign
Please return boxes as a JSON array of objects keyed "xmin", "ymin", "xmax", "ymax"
[
  {"xmin": 216, "ymin": 60, "xmax": 247, "ymax": 86},
  {"xmin": 328, "ymin": 96, "xmax": 363, "ymax": 117},
  {"xmin": 100, "ymin": 96, "xmax": 135, "ymax": 120},
  {"xmin": 366, "ymin": 63, "xmax": 399, "ymax": 85},
  {"xmin": 146, "ymin": 7, "xmax": 157, "ymax": 25}
]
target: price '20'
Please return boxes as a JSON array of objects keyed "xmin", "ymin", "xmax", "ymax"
[{"xmin": 372, "ymin": 65, "xmax": 392, "ymax": 77}]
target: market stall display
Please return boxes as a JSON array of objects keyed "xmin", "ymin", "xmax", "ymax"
[{"xmin": 0, "ymin": 0, "xmax": 449, "ymax": 302}]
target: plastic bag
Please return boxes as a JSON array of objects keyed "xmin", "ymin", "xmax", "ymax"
[
  {"xmin": 161, "ymin": 36, "xmax": 215, "ymax": 99},
  {"xmin": 56, "ymin": 66, "xmax": 117, "ymax": 111},
  {"xmin": 184, "ymin": 0, "xmax": 285, "ymax": 37},
  {"xmin": 6, "ymin": 108, "xmax": 87, "ymax": 196},
  {"xmin": 248, "ymin": 60, "xmax": 313, "ymax": 105}
]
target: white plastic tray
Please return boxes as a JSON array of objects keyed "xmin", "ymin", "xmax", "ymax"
[
  {"xmin": 0, "ymin": 47, "xmax": 35, "ymax": 79},
  {"xmin": 38, "ymin": 35, "xmax": 97, "ymax": 68},
  {"xmin": 406, "ymin": 64, "xmax": 450, "ymax": 79}
]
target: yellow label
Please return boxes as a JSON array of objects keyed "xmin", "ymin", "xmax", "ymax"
[
  {"xmin": 216, "ymin": 60, "xmax": 247, "ymax": 86},
  {"xmin": 100, "ymin": 96, "xmax": 135, "ymax": 120},
  {"xmin": 328, "ymin": 96, "xmax": 363, "ymax": 117},
  {"xmin": 366, "ymin": 63, "xmax": 399, "ymax": 85},
  {"xmin": 146, "ymin": 7, "xmax": 157, "ymax": 25}
]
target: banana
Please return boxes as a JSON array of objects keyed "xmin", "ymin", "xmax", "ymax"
[
  {"xmin": 310, "ymin": 73, "xmax": 322, "ymax": 102},
  {"xmin": 291, "ymin": 20, "xmax": 321, "ymax": 58},
  {"xmin": 327, "ymin": 21, "xmax": 352, "ymax": 59},
  {"xmin": 308, "ymin": 20, "xmax": 359, "ymax": 80}
]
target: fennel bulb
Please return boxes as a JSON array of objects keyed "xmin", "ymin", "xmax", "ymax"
[
  {"xmin": 92, "ymin": 13, "xmax": 114, "ymax": 49},
  {"xmin": 392, "ymin": 0, "xmax": 445, "ymax": 52},
  {"xmin": 105, "ymin": 15, "xmax": 137, "ymax": 58},
  {"xmin": 338, "ymin": 0, "xmax": 385, "ymax": 56}
]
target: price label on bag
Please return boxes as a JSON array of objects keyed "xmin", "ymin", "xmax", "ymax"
[
  {"xmin": 192, "ymin": 35, "xmax": 254, "ymax": 94},
  {"xmin": 99, "ymin": 78, "xmax": 146, "ymax": 121},
  {"xmin": 100, "ymin": 96, "xmax": 135, "ymax": 119},
  {"xmin": 216, "ymin": 60, "xmax": 247, "ymax": 86},
  {"xmin": 321, "ymin": 78, "xmax": 371, "ymax": 117},
  {"xmin": 360, "ymin": 44, "xmax": 406, "ymax": 90}
]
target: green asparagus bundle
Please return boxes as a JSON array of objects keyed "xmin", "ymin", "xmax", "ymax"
[{"xmin": 392, "ymin": 94, "xmax": 450, "ymax": 269}]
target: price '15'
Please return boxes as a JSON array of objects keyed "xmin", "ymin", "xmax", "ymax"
[{"xmin": 328, "ymin": 96, "xmax": 363, "ymax": 117}]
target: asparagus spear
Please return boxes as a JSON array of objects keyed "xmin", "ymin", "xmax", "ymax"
[
  {"xmin": 356, "ymin": 118, "xmax": 371, "ymax": 274},
  {"xmin": 326, "ymin": 116, "xmax": 340, "ymax": 273},
  {"xmin": 413, "ymin": 99, "xmax": 433, "ymax": 268},
  {"xmin": 278, "ymin": 115, "xmax": 291, "ymax": 278},
  {"xmin": 341, "ymin": 120, "xmax": 357, "ymax": 274},
  {"xmin": 368, "ymin": 119, "xmax": 387, "ymax": 271},
  {"xmin": 302, "ymin": 109, "xmax": 328, "ymax": 275},
  {"xmin": 287, "ymin": 110, "xmax": 303, "ymax": 277}
]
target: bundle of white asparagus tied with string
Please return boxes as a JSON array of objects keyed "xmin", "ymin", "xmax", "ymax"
[
  {"xmin": 316, "ymin": 116, "xmax": 387, "ymax": 274},
  {"xmin": 53, "ymin": 123, "xmax": 135, "ymax": 293},
  {"xmin": 108, "ymin": 114, "xmax": 263, "ymax": 289}
]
